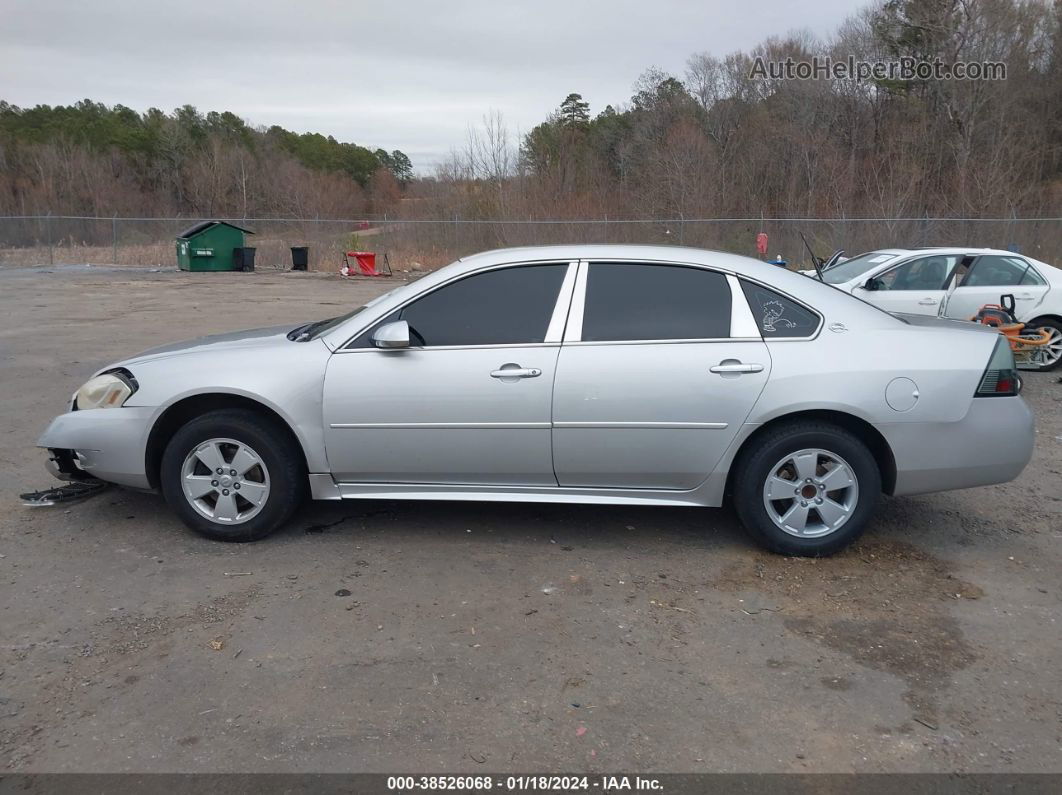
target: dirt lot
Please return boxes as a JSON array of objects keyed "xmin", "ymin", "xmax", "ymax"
[{"xmin": 1, "ymin": 265, "xmax": 1060, "ymax": 773}]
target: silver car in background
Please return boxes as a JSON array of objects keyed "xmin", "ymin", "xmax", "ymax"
[{"xmin": 36, "ymin": 245, "xmax": 1035, "ymax": 556}]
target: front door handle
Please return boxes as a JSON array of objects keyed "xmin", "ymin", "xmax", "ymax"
[
  {"xmin": 710, "ymin": 362, "xmax": 764, "ymax": 374},
  {"xmin": 918, "ymin": 298, "xmax": 938, "ymax": 305},
  {"xmin": 490, "ymin": 365, "xmax": 542, "ymax": 379}
]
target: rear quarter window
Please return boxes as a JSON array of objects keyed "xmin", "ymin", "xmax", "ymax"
[{"xmin": 740, "ymin": 281, "xmax": 821, "ymax": 339}]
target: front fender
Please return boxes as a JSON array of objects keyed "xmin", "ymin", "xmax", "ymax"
[{"xmin": 122, "ymin": 341, "xmax": 333, "ymax": 473}]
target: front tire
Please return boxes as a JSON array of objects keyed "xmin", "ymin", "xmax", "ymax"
[
  {"xmin": 1026, "ymin": 318, "xmax": 1062, "ymax": 371},
  {"xmin": 732, "ymin": 421, "xmax": 881, "ymax": 557},
  {"xmin": 160, "ymin": 409, "xmax": 306, "ymax": 541}
]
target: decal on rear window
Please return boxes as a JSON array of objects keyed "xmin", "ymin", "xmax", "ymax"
[
  {"xmin": 761, "ymin": 300, "xmax": 797, "ymax": 333},
  {"xmin": 740, "ymin": 281, "xmax": 820, "ymax": 339}
]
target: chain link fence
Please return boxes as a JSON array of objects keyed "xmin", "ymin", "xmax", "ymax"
[{"xmin": 1, "ymin": 215, "xmax": 1060, "ymax": 271}]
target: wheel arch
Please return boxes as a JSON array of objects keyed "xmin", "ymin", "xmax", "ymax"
[
  {"xmin": 1026, "ymin": 313, "xmax": 1062, "ymax": 327},
  {"xmin": 726, "ymin": 409, "xmax": 897, "ymax": 497},
  {"xmin": 145, "ymin": 392, "xmax": 309, "ymax": 490}
]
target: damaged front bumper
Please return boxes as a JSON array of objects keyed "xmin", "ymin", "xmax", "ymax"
[
  {"xmin": 37, "ymin": 406, "xmax": 156, "ymax": 490},
  {"xmin": 45, "ymin": 447, "xmax": 95, "ymax": 482}
]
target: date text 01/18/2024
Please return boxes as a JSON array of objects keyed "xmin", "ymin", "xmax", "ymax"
[{"xmin": 386, "ymin": 775, "xmax": 664, "ymax": 791}]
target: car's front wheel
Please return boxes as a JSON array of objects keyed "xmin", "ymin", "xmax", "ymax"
[
  {"xmin": 732, "ymin": 421, "xmax": 881, "ymax": 557},
  {"xmin": 160, "ymin": 409, "xmax": 305, "ymax": 541}
]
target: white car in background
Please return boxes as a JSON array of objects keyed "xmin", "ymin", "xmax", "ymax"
[{"xmin": 817, "ymin": 248, "xmax": 1062, "ymax": 370}]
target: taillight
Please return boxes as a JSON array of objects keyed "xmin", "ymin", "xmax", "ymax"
[{"xmin": 975, "ymin": 337, "xmax": 1020, "ymax": 397}]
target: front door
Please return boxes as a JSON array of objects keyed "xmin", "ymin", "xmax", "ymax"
[
  {"xmin": 551, "ymin": 262, "xmax": 773, "ymax": 490},
  {"xmin": 852, "ymin": 254, "xmax": 962, "ymax": 316},
  {"xmin": 322, "ymin": 262, "xmax": 574, "ymax": 485}
]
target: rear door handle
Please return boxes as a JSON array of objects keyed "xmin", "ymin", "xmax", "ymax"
[
  {"xmin": 710, "ymin": 362, "xmax": 764, "ymax": 374},
  {"xmin": 918, "ymin": 298, "xmax": 938, "ymax": 305},
  {"xmin": 490, "ymin": 366, "xmax": 541, "ymax": 379}
]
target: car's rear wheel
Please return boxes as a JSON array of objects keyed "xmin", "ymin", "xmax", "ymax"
[
  {"xmin": 1026, "ymin": 318, "xmax": 1062, "ymax": 371},
  {"xmin": 160, "ymin": 409, "xmax": 305, "ymax": 541},
  {"xmin": 732, "ymin": 421, "xmax": 881, "ymax": 556}
]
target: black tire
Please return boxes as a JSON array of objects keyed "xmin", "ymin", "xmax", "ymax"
[
  {"xmin": 1025, "ymin": 318, "xmax": 1062, "ymax": 372},
  {"xmin": 731, "ymin": 421, "xmax": 881, "ymax": 557},
  {"xmin": 160, "ymin": 409, "xmax": 306, "ymax": 542}
]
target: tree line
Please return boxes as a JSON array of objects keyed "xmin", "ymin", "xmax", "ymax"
[
  {"xmin": 0, "ymin": 100, "xmax": 412, "ymax": 218},
  {"xmin": 2, "ymin": 0, "xmax": 1058, "ymax": 229},
  {"xmin": 419, "ymin": 0, "xmax": 1061, "ymax": 224}
]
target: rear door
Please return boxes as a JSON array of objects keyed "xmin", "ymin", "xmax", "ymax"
[
  {"xmin": 551, "ymin": 261, "xmax": 775, "ymax": 490},
  {"xmin": 944, "ymin": 255, "xmax": 1050, "ymax": 321}
]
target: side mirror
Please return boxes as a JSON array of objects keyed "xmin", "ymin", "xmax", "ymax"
[
  {"xmin": 372, "ymin": 320, "xmax": 411, "ymax": 349},
  {"xmin": 863, "ymin": 277, "xmax": 881, "ymax": 291}
]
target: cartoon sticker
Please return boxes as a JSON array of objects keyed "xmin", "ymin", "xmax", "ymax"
[{"xmin": 762, "ymin": 300, "xmax": 796, "ymax": 332}]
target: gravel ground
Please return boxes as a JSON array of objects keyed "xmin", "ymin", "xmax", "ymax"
[{"xmin": 1, "ymin": 265, "xmax": 1060, "ymax": 773}]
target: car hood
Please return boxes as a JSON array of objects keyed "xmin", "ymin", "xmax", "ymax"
[
  {"xmin": 114, "ymin": 324, "xmax": 298, "ymax": 366},
  {"xmin": 890, "ymin": 312, "xmax": 998, "ymax": 333}
]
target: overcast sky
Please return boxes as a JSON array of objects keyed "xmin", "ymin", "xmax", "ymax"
[{"xmin": 1, "ymin": 0, "xmax": 857, "ymax": 172}]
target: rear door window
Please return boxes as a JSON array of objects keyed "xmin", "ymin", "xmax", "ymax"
[
  {"xmin": 963, "ymin": 256, "xmax": 1045, "ymax": 287},
  {"xmin": 580, "ymin": 263, "xmax": 731, "ymax": 342}
]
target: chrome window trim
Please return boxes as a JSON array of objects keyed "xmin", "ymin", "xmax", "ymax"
[
  {"xmin": 562, "ymin": 261, "xmax": 588, "ymax": 343},
  {"xmin": 727, "ymin": 274, "xmax": 761, "ymax": 338},
  {"xmin": 563, "ymin": 337, "xmax": 761, "ymax": 347},
  {"xmin": 544, "ymin": 262, "xmax": 579, "ymax": 343},
  {"xmin": 336, "ymin": 260, "xmax": 577, "ymax": 352},
  {"xmin": 335, "ymin": 342, "xmax": 561, "ymax": 355}
]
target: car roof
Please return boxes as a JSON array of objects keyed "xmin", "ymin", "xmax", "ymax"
[
  {"xmin": 863, "ymin": 247, "xmax": 1024, "ymax": 257},
  {"xmin": 456, "ymin": 244, "xmax": 807, "ymax": 281}
]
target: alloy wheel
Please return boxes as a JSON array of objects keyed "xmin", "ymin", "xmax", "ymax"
[
  {"xmin": 1034, "ymin": 325, "xmax": 1062, "ymax": 369},
  {"xmin": 180, "ymin": 437, "xmax": 270, "ymax": 525},
  {"xmin": 761, "ymin": 448, "xmax": 860, "ymax": 538}
]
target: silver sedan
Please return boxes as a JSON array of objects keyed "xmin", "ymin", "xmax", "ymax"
[{"xmin": 36, "ymin": 246, "xmax": 1035, "ymax": 556}]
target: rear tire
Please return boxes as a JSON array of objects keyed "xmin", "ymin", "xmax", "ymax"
[
  {"xmin": 1026, "ymin": 318, "xmax": 1062, "ymax": 371},
  {"xmin": 160, "ymin": 409, "xmax": 306, "ymax": 542},
  {"xmin": 732, "ymin": 421, "xmax": 881, "ymax": 557}
]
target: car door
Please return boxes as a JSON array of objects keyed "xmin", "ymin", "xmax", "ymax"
[
  {"xmin": 322, "ymin": 262, "xmax": 576, "ymax": 485},
  {"xmin": 943, "ymin": 255, "xmax": 1050, "ymax": 321},
  {"xmin": 551, "ymin": 262, "xmax": 775, "ymax": 490},
  {"xmin": 852, "ymin": 255, "xmax": 961, "ymax": 316}
]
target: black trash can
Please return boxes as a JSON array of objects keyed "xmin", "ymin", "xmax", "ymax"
[
  {"xmin": 232, "ymin": 247, "xmax": 256, "ymax": 272},
  {"xmin": 290, "ymin": 246, "xmax": 309, "ymax": 271}
]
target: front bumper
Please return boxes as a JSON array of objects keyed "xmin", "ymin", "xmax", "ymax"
[
  {"xmin": 37, "ymin": 407, "xmax": 156, "ymax": 490},
  {"xmin": 882, "ymin": 396, "xmax": 1035, "ymax": 497}
]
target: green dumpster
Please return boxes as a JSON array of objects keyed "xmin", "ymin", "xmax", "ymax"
[{"xmin": 175, "ymin": 221, "xmax": 255, "ymax": 271}]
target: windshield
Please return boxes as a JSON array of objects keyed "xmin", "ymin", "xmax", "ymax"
[
  {"xmin": 821, "ymin": 252, "xmax": 900, "ymax": 284},
  {"xmin": 289, "ymin": 285, "xmax": 403, "ymax": 341}
]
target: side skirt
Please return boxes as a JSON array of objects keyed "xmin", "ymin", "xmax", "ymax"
[{"xmin": 324, "ymin": 480, "xmax": 716, "ymax": 507}]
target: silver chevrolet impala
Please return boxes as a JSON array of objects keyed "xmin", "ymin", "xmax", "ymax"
[{"xmin": 36, "ymin": 246, "xmax": 1035, "ymax": 556}]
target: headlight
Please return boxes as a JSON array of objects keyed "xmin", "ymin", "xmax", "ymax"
[{"xmin": 75, "ymin": 371, "xmax": 137, "ymax": 410}]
